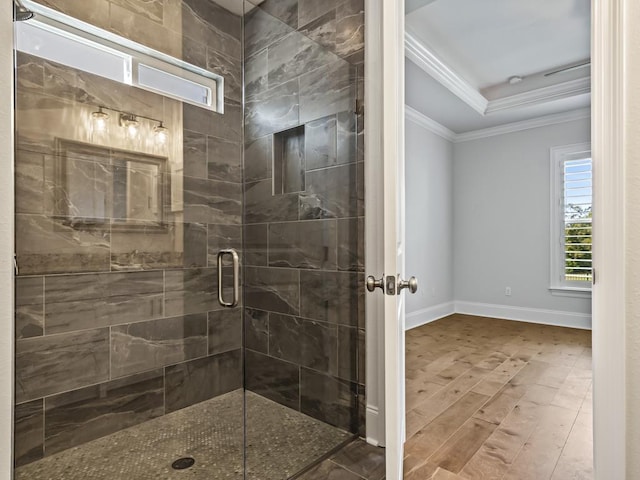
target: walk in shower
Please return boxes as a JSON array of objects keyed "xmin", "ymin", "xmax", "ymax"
[{"xmin": 12, "ymin": 0, "xmax": 365, "ymax": 478}]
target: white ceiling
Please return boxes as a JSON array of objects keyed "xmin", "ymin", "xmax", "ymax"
[
  {"xmin": 406, "ymin": 0, "xmax": 591, "ymax": 90},
  {"xmin": 405, "ymin": 0, "xmax": 592, "ymax": 134}
]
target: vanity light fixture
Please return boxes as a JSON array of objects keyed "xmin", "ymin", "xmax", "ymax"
[{"xmin": 89, "ymin": 106, "xmax": 169, "ymax": 145}]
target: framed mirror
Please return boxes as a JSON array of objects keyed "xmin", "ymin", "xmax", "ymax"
[{"xmin": 54, "ymin": 139, "xmax": 169, "ymax": 231}]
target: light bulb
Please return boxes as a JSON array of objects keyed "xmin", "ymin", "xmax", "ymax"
[
  {"xmin": 119, "ymin": 114, "xmax": 140, "ymax": 140},
  {"xmin": 91, "ymin": 108, "xmax": 109, "ymax": 133},
  {"xmin": 154, "ymin": 123, "xmax": 169, "ymax": 145}
]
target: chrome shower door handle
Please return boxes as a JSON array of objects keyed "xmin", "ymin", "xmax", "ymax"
[{"xmin": 217, "ymin": 249, "xmax": 239, "ymax": 308}]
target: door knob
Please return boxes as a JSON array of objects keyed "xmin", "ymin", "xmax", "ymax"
[
  {"xmin": 366, "ymin": 275, "xmax": 384, "ymax": 292},
  {"xmin": 398, "ymin": 276, "xmax": 418, "ymax": 294}
]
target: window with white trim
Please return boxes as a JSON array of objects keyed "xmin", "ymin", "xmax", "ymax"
[{"xmin": 550, "ymin": 143, "xmax": 592, "ymax": 294}]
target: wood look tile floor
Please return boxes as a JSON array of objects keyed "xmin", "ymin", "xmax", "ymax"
[{"xmin": 404, "ymin": 314, "xmax": 593, "ymax": 480}]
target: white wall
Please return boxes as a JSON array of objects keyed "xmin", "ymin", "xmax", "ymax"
[
  {"xmin": 452, "ymin": 118, "xmax": 592, "ymax": 328},
  {"xmin": 0, "ymin": 0, "xmax": 14, "ymax": 478},
  {"xmin": 405, "ymin": 117, "xmax": 455, "ymax": 328}
]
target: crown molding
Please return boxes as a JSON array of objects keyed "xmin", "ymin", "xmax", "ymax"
[
  {"xmin": 405, "ymin": 31, "xmax": 488, "ymax": 115},
  {"xmin": 405, "ymin": 32, "xmax": 591, "ymax": 117},
  {"xmin": 405, "ymin": 105, "xmax": 591, "ymax": 144},
  {"xmin": 454, "ymin": 107, "xmax": 591, "ymax": 142},
  {"xmin": 405, "ymin": 105, "xmax": 457, "ymax": 141},
  {"xmin": 485, "ymin": 77, "xmax": 592, "ymax": 114}
]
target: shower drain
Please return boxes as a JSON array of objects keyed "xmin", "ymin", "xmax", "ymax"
[{"xmin": 172, "ymin": 457, "xmax": 196, "ymax": 470}]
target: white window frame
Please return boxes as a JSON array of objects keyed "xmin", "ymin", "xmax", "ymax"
[{"xmin": 549, "ymin": 142, "xmax": 592, "ymax": 297}]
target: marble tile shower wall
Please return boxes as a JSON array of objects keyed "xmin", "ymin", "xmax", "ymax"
[
  {"xmin": 242, "ymin": 0, "xmax": 366, "ymax": 435},
  {"xmin": 14, "ymin": 0, "xmax": 244, "ymax": 468}
]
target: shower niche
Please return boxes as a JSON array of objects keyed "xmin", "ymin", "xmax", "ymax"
[{"xmin": 273, "ymin": 126, "xmax": 305, "ymax": 195}]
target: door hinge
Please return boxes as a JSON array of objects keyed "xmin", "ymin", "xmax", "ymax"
[
  {"xmin": 13, "ymin": 253, "xmax": 18, "ymax": 276},
  {"xmin": 592, "ymin": 268, "xmax": 596, "ymax": 285},
  {"xmin": 355, "ymin": 99, "xmax": 364, "ymax": 115}
]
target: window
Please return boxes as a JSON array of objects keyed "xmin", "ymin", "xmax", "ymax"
[
  {"xmin": 15, "ymin": 0, "xmax": 222, "ymax": 112},
  {"xmin": 550, "ymin": 143, "xmax": 592, "ymax": 295}
]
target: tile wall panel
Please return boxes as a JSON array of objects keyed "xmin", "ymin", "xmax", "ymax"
[
  {"xmin": 14, "ymin": 0, "xmax": 246, "ymax": 467},
  {"xmin": 243, "ymin": 0, "xmax": 365, "ymax": 436}
]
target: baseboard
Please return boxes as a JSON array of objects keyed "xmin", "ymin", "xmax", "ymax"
[
  {"xmin": 365, "ymin": 405, "xmax": 383, "ymax": 447},
  {"xmin": 405, "ymin": 301, "xmax": 456, "ymax": 330},
  {"xmin": 454, "ymin": 301, "xmax": 592, "ymax": 330}
]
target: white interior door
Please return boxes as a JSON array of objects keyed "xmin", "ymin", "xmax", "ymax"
[{"xmin": 364, "ymin": 1, "xmax": 409, "ymax": 478}]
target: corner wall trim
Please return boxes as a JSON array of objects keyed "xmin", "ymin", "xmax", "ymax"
[
  {"xmin": 405, "ymin": 31, "xmax": 488, "ymax": 115},
  {"xmin": 405, "ymin": 301, "xmax": 456, "ymax": 330},
  {"xmin": 454, "ymin": 301, "xmax": 592, "ymax": 330},
  {"xmin": 365, "ymin": 405, "xmax": 382, "ymax": 447},
  {"xmin": 405, "ymin": 106, "xmax": 456, "ymax": 142},
  {"xmin": 454, "ymin": 108, "xmax": 592, "ymax": 143}
]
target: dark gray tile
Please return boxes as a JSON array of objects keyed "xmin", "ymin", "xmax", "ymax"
[
  {"xmin": 207, "ymin": 49, "xmax": 242, "ymax": 103},
  {"xmin": 244, "ymin": 135, "xmax": 272, "ymax": 183},
  {"xmin": 267, "ymin": 31, "xmax": 337, "ymax": 87},
  {"xmin": 337, "ymin": 326, "xmax": 359, "ymax": 382},
  {"xmin": 184, "ymin": 222, "xmax": 208, "ymax": 268},
  {"xmin": 337, "ymin": 111, "xmax": 357, "ymax": 165},
  {"xmin": 207, "ymin": 224, "xmax": 242, "ymax": 267},
  {"xmin": 207, "ymin": 135, "xmax": 242, "ymax": 183},
  {"xmin": 330, "ymin": 440, "xmax": 385, "ymax": 480},
  {"xmin": 15, "ymin": 276, "xmax": 44, "ymax": 339},
  {"xmin": 110, "ymin": 0, "xmax": 164, "ymax": 24},
  {"xmin": 337, "ymin": 217, "xmax": 364, "ymax": 272},
  {"xmin": 273, "ymin": 126, "xmax": 305, "ymax": 194},
  {"xmin": 245, "ymin": 308, "xmax": 269, "ymax": 354},
  {"xmin": 208, "ymin": 309, "xmax": 242, "ymax": 355},
  {"xmin": 212, "ymin": 99, "xmax": 243, "ymax": 142},
  {"xmin": 245, "ymin": 179, "xmax": 299, "ymax": 224},
  {"xmin": 44, "ymin": 370, "xmax": 164, "ymax": 456},
  {"xmin": 299, "ymin": 59, "xmax": 354, "ymax": 124},
  {"xmin": 14, "ymin": 400, "xmax": 43, "ymax": 468},
  {"xmin": 111, "ymin": 314, "xmax": 208, "ymax": 378},
  {"xmin": 184, "ymin": 100, "xmax": 242, "ymax": 143},
  {"xmin": 15, "ymin": 214, "xmax": 110, "ymax": 275},
  {"xmin": 183, "ymin": 35, "xmax": 207, "ymax": 68},
  {"xmin": 245, "ymin": 350, "xmax": 299, "ymax": 410},
  {"xmin": 244, "ymin": 223, "xmax": 268, "ymax": 266},
  {"xmin": 306, "ymin": 115, "xmax": 338, "ymax": 170},
  {"xmin": 15, "ymin": 150, "xmax": 45, "ymax": 215},
  {"xmin": 184, "ymin": 130, "xmax": 208, "ymax": 179},
  {"xmin": 165, "ymin": 350, "xmax": 242, "ymax": 413},
  {"xmin": 244, "ymin": 7, "xmax": 292, "ymax": 57},
  {"xmin": 300, "ymin": 270, "xmax": 360, "ymax": 326},
  {"xmin": 268, "ymin": 220, "xmax": 337, "ymax": 269},
  {"xmin": 16, "ymin": 328, "xmax": 110, "ymax": 403},
  {"xmin": 110, "ymin": 222, "xmax": 185, "ymax": 271},
  {"xmin": 245, "ymin": 266, "xmax": 300, "ymax": 315},
  {"xmin": 299, "ymin": 459, "xmax": 363, "ymax": 480},
  {"xmin": 357, "ymin": 162, "xmax": 365, "ymax": 216},
  {"xmin": 44, "ymin": 271, "xmax": 164, "ymax": 334},
  {"xmin": 298, "ymin": 0, "xmax": 336, "ymax": 28},
  {"xmin": 182, "ymin": 1, "xmax": 241, "ymax": 59},
  {"xmin": 269, "ymin": 313, "xmax": 338, "ymax": 375},
  {"xmin": 300, "ymin": 368, "xmax": 358, "ymax": 431},
  {"xmin": 245, "ymin": 49, "xmax": 268, "ymax": 99},
  {"xmin": 185, "ymin": 0, "xmax": 242, "ymax": 41},
  {"xmin": 184, "ymin": 176, "xmax": 242, "ymax": 225},
  {"xmin": 335, "ymin": 0, "xmax": 365, "ymax": 63},
  {"xmin": 259, "ymin": 0, "xmax": 298, "ymax": 29},
  {"xmin": 245, "ymin": 79, "xmax": 300, "ymax": 141},
  {"xmin": 298, "ymin": 10, "xmax": 336, "ymax": 52},
  {"xmin": 300, "ymin": 164, "xmax": 358, "ymax": 220},
  {"xmin": 165, "ymin": 268, "xmax": 218, "ymax": 316}
]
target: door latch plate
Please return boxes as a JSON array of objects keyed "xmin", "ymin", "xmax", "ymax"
[{"xmin": 385, "ymin": 275, "xmax": 396, "ymax": 295}]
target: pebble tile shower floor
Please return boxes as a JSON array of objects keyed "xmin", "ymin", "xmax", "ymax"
[{"xmin": 15, "ymin": 390, "xmax": 351, "ymax": 480}]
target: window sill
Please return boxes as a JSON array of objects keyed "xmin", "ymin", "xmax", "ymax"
[{"xmin": 549, "ymin": 287, "xmax": 592, "ymax": 299}]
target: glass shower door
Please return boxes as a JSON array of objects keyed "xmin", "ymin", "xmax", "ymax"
[
  {"xmin": 13, "ymin": 1, "xmax": 246, "ymax": 478},
  {"xmin": 242, "ymin": 0, "xmax": 366, "ymax": 478}
]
